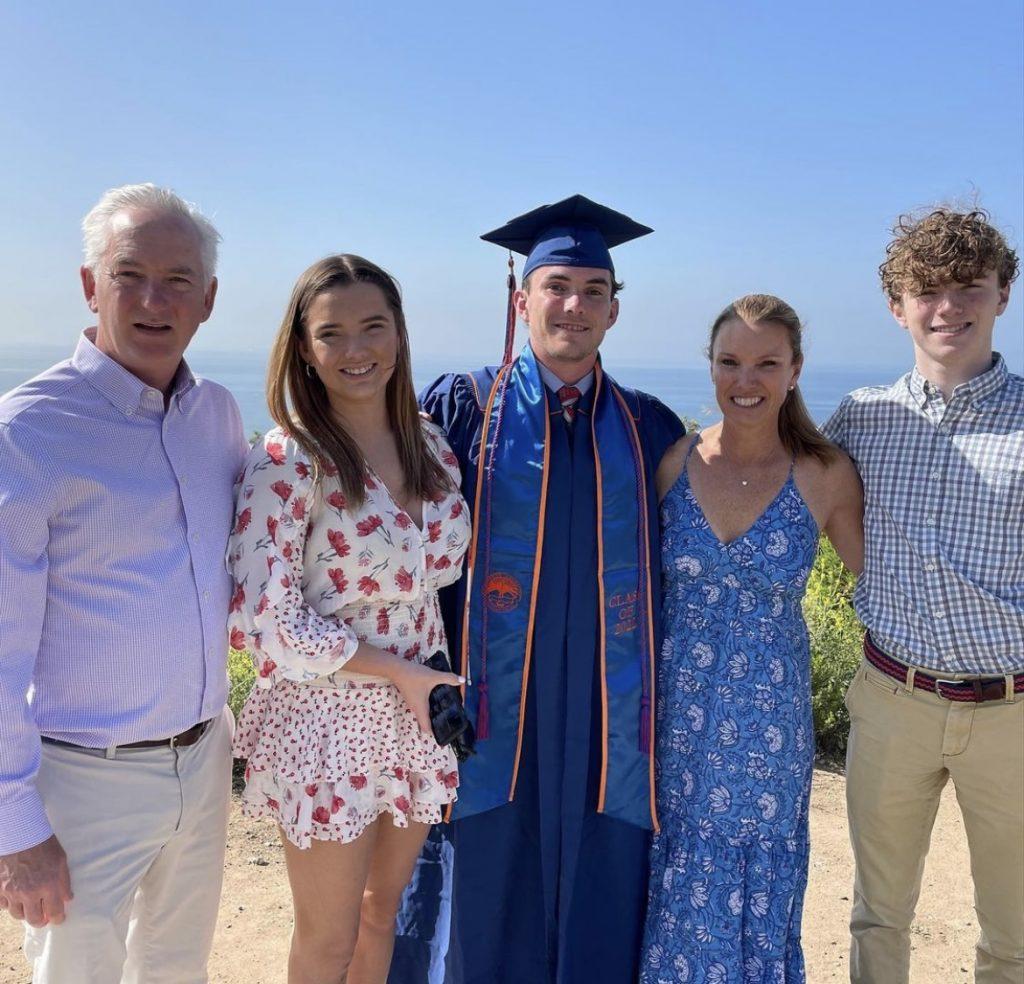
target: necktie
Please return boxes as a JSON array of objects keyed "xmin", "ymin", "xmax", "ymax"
[{"xmin": 557, "ymin": 385, "xmax": 581, "ymax": 426}]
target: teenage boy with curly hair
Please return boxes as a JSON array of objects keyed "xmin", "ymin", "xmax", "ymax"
[{"xmin": 824, "ymin": 207, "xmax": 1022, "ymax": 984}]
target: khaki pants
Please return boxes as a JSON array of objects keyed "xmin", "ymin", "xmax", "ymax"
[
  {"xmin": 845, "ymin": 660, "xmax": 1024, "ymax": 984},
  {"xmin": 24, "ymin": 707, "xmax": 233, "ymax": 984}
]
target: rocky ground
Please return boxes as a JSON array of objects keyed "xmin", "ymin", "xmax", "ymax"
[{"xmin": 0, "ymin": 770, "xmax": 977, "ymax": 983}]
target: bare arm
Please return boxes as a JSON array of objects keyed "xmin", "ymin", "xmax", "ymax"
[
  {"xmin": 822, "ymin": 452, "xmax": 864, "ymax": 576},
  {"xmin": 656, "ymin": 434, "xmax": 696, "ymax": 503},
  {"xmin": 342, "ymin": 644, "xmax": 463, "ymax": 736}
]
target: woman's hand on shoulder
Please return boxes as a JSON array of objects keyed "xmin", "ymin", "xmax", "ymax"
[{"xmin": 656, "ymin": 434, "xmax": 697, "ymax": 503}]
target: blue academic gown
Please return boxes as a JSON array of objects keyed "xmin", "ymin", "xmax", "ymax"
[{"xmin": 391, "ymin": 368, "xmax": 684, "ymax": 984}]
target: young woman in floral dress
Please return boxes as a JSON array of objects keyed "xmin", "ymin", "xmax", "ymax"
[{"xmin": 228, "ymin": 255, "xmax": 470, "ymax": 983}]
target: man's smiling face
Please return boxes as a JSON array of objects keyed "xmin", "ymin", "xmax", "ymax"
[
  {"xmin": 515, "ymin": 265, "xmax": 619, "ymax": 381},
  {"xmin": 81, "ymin": 208, "xmax": 216, "ymax": 393}
]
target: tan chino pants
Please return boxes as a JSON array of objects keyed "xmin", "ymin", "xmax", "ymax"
[{"xmin": 844, "ymin": 660, "xmax": 1024, "ymax": 984}]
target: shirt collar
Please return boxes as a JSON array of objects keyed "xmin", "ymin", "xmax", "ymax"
[
  {"xmin": 908, "ymin": 353, "xmax": 1008, "ymax": 411},
  {"xmin": 72, "ymin": 328, "xmax": 196, "ymax": 417},
  {"xmin": 536, "ymin": 359, "xmax": 595, "ymax": 398}
]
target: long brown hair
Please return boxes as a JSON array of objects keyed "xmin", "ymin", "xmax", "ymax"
[
  {"xmin": 708, "ymin": 293, "xmax": 837, "ymax": 465},
  {"xmin": 266, "ymin": 254, "xmax": 452, "ymax": 506}
]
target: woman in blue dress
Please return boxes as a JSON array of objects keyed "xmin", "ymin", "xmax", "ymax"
[{"xmin": 642, "ymin": 294, "xmax": 863, "ymax": 983}]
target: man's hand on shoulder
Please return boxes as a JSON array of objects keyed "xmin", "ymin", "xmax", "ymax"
[{"xmin": 0, "ymin": 834, "xmax": 72, "ymax": 927}]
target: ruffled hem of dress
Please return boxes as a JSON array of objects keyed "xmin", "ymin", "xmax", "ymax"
[
  {"xmin": 239, "ymin": 768, "xmax": 454, "ymax": 848},
  {"xmin": 232, "ymin": 680, "xmax": 460, "ymax": 783}
]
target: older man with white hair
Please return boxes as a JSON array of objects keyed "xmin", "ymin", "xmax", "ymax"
[{"xmin": 0, "ymin": 184, "xmax": 247, "ymax": 982}]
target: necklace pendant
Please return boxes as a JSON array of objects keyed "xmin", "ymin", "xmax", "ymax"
[{"xmin": 741, "ymin": 479, "xmax": 749, "ymax": 487}]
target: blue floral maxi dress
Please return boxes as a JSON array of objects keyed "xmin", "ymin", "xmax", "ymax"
[{"xmin": 641, "ymin": 448, "xmax": 819, "ymax": 984}]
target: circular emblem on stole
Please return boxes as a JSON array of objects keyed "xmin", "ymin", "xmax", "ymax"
[{"xmin": 484, "ymin": 573, "xmax": 522, "ymax": 613}]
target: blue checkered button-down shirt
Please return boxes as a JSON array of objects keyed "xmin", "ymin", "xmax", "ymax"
[{"xmin": 822, "ymin": 354, "xmax": 1023, "ymax": 676}]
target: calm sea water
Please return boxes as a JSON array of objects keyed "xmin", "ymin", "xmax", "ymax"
[{"xmin": 0, "ymin": 343, "xmax": 892, "ymax": 436}]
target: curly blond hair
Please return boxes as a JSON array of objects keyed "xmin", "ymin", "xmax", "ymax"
[{"xmin": 880, "ymin": 207, "xmax": 1019, "ymax": 301}]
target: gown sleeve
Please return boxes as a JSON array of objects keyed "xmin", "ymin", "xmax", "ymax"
[
  {"xmin": 638, "ymin": 392, "xmax": 687, "ymax": 465},
  {"xmin": 228, "ymin": 432, "xmax": 360, "ymax": 685}
]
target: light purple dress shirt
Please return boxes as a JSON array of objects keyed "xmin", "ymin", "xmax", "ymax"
[{"xmin": 0, "ymin": 330, "xmax": 248, "ymax": 854}]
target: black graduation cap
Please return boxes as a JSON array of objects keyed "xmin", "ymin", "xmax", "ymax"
[{"xmin": 481, "ymin": 194, "xmax": 653, "ymax": 279}]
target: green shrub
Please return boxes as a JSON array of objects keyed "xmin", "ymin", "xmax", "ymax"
[
  {"xmin": 228, "ymin": 648, "xmax": 256, "ymax": 720},
  {"xmin": 804, "ymin": 536, "xmax": 863, "ymax": 764}
]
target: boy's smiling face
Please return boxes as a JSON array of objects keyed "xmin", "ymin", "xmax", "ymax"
[{"xmin": 890, "ymin": 268, "xmax": 1010, "ymax": 375}]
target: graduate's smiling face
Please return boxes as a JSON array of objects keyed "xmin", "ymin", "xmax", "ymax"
[{"xmin": 515, "ymin": 265, "xmax": 619, "ymax": 381}]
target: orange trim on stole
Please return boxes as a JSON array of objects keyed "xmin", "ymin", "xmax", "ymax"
[
  {"xmin": 508, "ymin": 402, "xmax": 550, "ymax": 801},
  {"xmin": 444, "ymin": 366, "xmax": 509, "ymax": 823},
  {"xmin": 591, "ymin": 366, "xmax": 611, "ymax": 814},
  {"xmin": 613, "ymin": 388, "xmax": 660, "ymax": 833}
]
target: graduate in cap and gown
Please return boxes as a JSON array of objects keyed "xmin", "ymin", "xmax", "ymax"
[{"xmin": 390, "ymin": 196, "xmax": 685, "ymax": 984}]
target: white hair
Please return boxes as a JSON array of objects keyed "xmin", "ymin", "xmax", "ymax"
[{"xmin": 81, "ymin": 183, "xmax": 221, "ymax": 284}]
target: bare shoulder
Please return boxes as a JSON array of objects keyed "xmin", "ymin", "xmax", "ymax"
[
  {"xmin": 656, "ymin": 433, "xmax": 698, "ymax": 502},
  {"xmin": 793, "ymin": 448, "xmax": 862, "ymax": 526}
]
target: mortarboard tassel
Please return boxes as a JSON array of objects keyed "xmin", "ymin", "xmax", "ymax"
[
  {"xmin": 501, "ymin": 252, "xmax": 517, "ymax": 366},
  {"xmin": 639, "ymin": 693, "xmax": 651, "ymax": 756}
]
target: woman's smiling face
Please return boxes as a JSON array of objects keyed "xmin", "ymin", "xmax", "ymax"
[
  {"xmin": 299, "ymin": 282, "xmax": 399, "ymax": 413},
  {"xmin": 710, "ymin": 317, "xmax": 801, "ymax": 421}
]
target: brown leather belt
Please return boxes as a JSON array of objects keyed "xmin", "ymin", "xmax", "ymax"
[
  {"xmin": 864, "ymin": 635, "xmax": 1024, "ymax": 703},
  {"xmin": 42, "ymin": 718, "xmax": 213, "ymax": 751}
]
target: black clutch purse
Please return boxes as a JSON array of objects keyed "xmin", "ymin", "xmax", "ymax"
[{"xmin": 424, "ymin": 651, "xmax": 475, "ymax": 762}]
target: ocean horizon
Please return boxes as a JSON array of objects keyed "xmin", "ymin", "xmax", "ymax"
[{"xmin": 1, "ymin": 342, "xmax": 910, "ymax": 437}]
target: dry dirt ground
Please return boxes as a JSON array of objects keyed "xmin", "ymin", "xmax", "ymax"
[{"xmin": 0, "ymin": 770, "xmax": 980, "ymax": 983}]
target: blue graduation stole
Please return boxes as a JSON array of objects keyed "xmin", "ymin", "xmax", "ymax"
[{"xmin": 453, "ymin": 345, "xmax": 659, "ymax": 831}]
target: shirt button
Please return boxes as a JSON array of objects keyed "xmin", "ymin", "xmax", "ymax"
[
  {"xmin": 203, "ymin": 590, "xmax": 211, "ymax": 600},
  {"xmin": 930, "ymin": 471, "xmax": 941, "ymax": 480},
  {"xmin": 192, "ymin": 533, "xmax": 200, "ymax": 543},
  {"xmin": 934, "ymin": 609, "xmax": 946, "ymax": 619},
  {"xmin": 926, "ymin": 516, "xmax": 937, "ymax": 526},
  {"xmin": 180, "ymin": 475, "xmax": 188, "ymax": 485},
  {"xmin": 924, "ymin": 563, "xmax": 937, "ymax": 572}
]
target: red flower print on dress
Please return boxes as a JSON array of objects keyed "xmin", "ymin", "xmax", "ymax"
[
  {"xmin": 403, "ymin": 643, "xmax": 420, "ymax": 661},
  {"xmin": 266, "ymin": 515, "xmax": 279, "ymax": 544},
  {"xmin": 282, "ymin": 541, "xmax": 294, "ymax": 561},
  {"xmin": 442, "ymin": 450, "xmax": 458, "ymax": 468},
  {"xmin": 434, "ymin": 555, "xmax": 452, "ymax": 571},
  {"xmin": 414, "ymin": 607, "xmax": 427, "ymax": 632},
  {"xmin": 326, "ymin": 490, "xmax": 347, "ymax": 510},
  {"xmin": 364, "ymin": 473, "xmax": 379, "ymax": 491},
  {"xmin": 305, "ymin": 783, "xmax": 319, "ymax": 797},
  {"xmin": 234, "ymin": 508, "xmax": 252, "ymax": 534},
  {"xmin": 327, "ymin": 569, "xmax": 349, "ymax": 595},
  {"xmin": 312, "ymin": 806, "xmax": 331, "ymax": 824},
  {"xmin": 229, "ymin": 627, "xmax": 246, "ymax": 651},
  {"xmin": 327, "ymin": 529, "xmax": 350, "ymax": 557},
  {"xmin": 295, "ymin": 461, "xmax": 310, "ymax": 479},
  {"xmin": 291, "ymin": 497, "xmax": 306, "ymax": 521},
  {"xmin": 427, "ymin": 520, "xmax": 442, "ymax": 543},
  {"xmin": 266, "ymin": 442, "xmax": 286, "ymax": 465},
  {"xmin": 357, "ymin": 515, "xmax": 383, "ymax": 537},
  {"xmin": 259, "ymin": 658, "xmax": 277, "ymax": 678},
  {"xmin": 266, "ymin": 797, "xmax": 280, "ymax": 812},
  {"xmin": 395, "ymin": 566, "xmax": 414, "ymax": 592},
  {"xmin": 270, "ymin": 480, "xmax": 293, "ymax": 503},
  {"xmin": 394, "ymin": 795, "xmax": 411, "ymax": 813},
  {"xmin": 437, "ymin": 770, "xmax": 459, "ymax": 789},
  {"xmin": 256, "ymin": 594, "xmax": 270, "ymax": 615},
  {"xmin": 229, "ymin": 583, "xmax": 245, "ymax": 613},
  {"xmin": 450, "ymin": 500, "xmax": 463, "ymax": 518},
  {"xmin": 377, "ymin": 607, "xmax": 390, "ymax": 635},
  {"xmin": 358, "ymin": 575, "xmax": 381, "ymax": 596},
  {"xmin": 331, "ymin": 795, "xmax": 345, "ymax": 813},
  {"xmin": 394, "ymin": 512, "xmax": 412, "ymax": 530},
  {"xmin": 349, "ymin": 774, "xmax": 368, "ymax": 790},
  {"xmin": 394, "ymin": 766, "xmax": 406, "ymax": 781}
]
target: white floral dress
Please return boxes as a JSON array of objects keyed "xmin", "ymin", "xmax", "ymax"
[{"xmin": 228, "ymin": 421, "xmax": 471, "ymax": 847}]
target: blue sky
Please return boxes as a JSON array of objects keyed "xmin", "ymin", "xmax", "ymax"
[{"xmin": 1, "ymin": 0, "xmax": 1021, "ymax": 372}]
